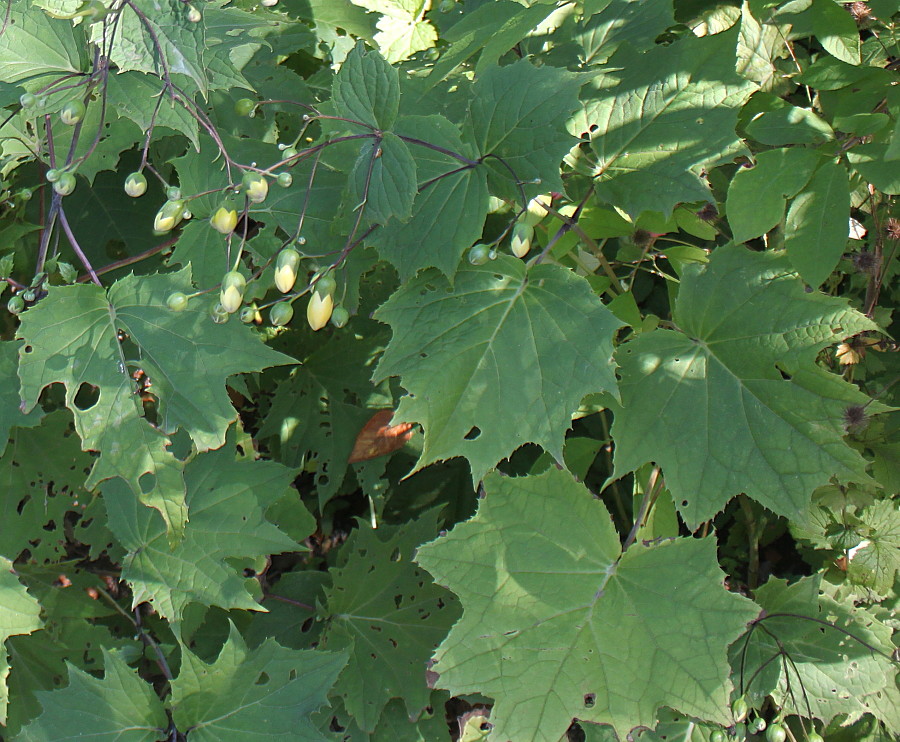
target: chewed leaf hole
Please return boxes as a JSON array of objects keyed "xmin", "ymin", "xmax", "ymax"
[
  {"xmin": 584, "ymin": 693, "xmax": 596, "ymax": 708},
  {"xmin": 73, "ymin": 383, "xmax": 100, "ymax": 410},
  {"xmin": 138, "ymin": 472, "xmax": 156, "ymax": 494},
  {"xmin": 464, "ymin": 427, "xmax": 481, "ymax": 440},
  {"xmin": 255, "ymin": 672, "xmax": 269, "ymax": 685}
]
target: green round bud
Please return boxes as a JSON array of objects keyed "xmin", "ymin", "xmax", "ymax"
[
  {"xmin": 277, "ymin": 172, "xmax": 293, "ymax": 188},
  {"xmin": 124, "ymin": 171, "xmax": 147, "ymax": 197},
  {"xmin": 60, "ymin": 100, "xmax": 85, "ymax": 125},
  {"xmin": 166, "ymin": 186, "xmax": 182, "ymax": 201},
  {"xmin": 219, "ymin": 270, "xmax": 246, "ymax": 313},
  {"xmin": 330, "ymin": 306, "xmax": 350, "ymax": 328},
  {"xmin": 270, "ymin": 301, "xmax": 294, "ymax": 326},
  {"xmin": 7, "ymin": 295, "xmax": 25, "ymax": 314},
  {"xmin": 283, "ymin": 147, "xmax": 298, "ymax": 159},
  {"xmin": 166, "ymin": 292, "xmax": 189, "ymax": 311},
  {"xmin": 234, "ymin": 98, "xmax": 256, "ymax": 116},
  {"xmin": 314, "ymin": 271, "xmax": 336, "ymax": 297},
  {"xmin": 54, "ymin": 172, "xmax": 76, "ymax": 196},
  {"xmin": 19, "ymin": 93, "xmax": 36, "ymax": 108},
  {"xmin": 468, "ymin": 243, "xmax": 491, "ymax": 265},
  {"xmin": 242, "ymin": 171, "xmax": 269, "ymax": 203},
  {"xmin": 46, "ymin": 169, "xmax": 61, "ymax": 183}
]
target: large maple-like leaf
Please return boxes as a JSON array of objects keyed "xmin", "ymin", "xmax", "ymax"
[
  {"xmin": 611, "ymin": 246, "xmax": 878, "ymax": 527},
  {"xmin": 103, "ymin": 444, "xmax": 303, "ymax": 627},
  {"xmin": 169, "ymin": 624, "xmax": 346, "ymax": 741},
  {"xmin": 317, "ymin": 513, "xmax": 461, "ymax": 732},
  {"xmin": 13, "ymin": 649, "xmax": 167, "ymax": 742},
  {"xmin": 416, "ymin": 469, "xmax": 759, "ymax": 741},
  {"xmin": 16, "ymin": 268, "xmax": 294, "ymax": 536},
  {"xmin": 572, "ymin": 30, "xmax": 756, "ymax": 217},
  {"xmin": 373, "ymin": 256, "xmax": 623, "ymax": 483}
]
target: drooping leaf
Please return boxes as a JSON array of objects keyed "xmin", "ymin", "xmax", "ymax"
[
  {"xmin": 573, "ymin": 30, "xmax": 757, "ymax": 217},
  {"xmin": 784, "ymin": 159, "xmax": 851, "ymax": 288},
  {"xmin": 611, "ymin": 246, "xmax": 878, "ymax": 527},
  {"xmin": 374, "ymin": 257, "xmax": 624, "ymax": 483},
  {"xmin": 0, "ymin": 559, "xmax": 42, "ymax": 726},
  {"xmin": 317, "ymin": 513, "xmax": 461, "ymax": 732},
  {"xmin": 810, "ymin": 0, "xmax": 861, "ymax": 65},
  {"xmin": 169, "ymin": 624, "xmax": 346, "ymax": 741},
  {"xmin": 13, "ymin": 649, "xmax": 167, "ymax": 742},
  {"xmin": 416, "ymin": 468, "xmax": 760, "ymax": 741},
  {"xmin": 103, "ymin": 444, "xmax": 301, "ymax": 626}
]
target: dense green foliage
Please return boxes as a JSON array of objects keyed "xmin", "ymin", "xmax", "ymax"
[{"xmin": 0, "ymin": 0, "xmax": 898, "ymax": 740}]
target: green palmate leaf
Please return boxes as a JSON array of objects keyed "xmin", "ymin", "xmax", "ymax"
[
  {"xmin": 374, "ymin": 257, "xmax": 623, "ymax": 483},
  {"xmin": 16, "ymin": 268, "xmax": 293, "ymax": 537},
  {"xmin": 423, "ymin": 1, "xmax": 557, "ymax": 87},
  {"xmin": 332, "ymin": 41, "xmax": 399, "ymax": 130},
  {"xmin": 611, "ymin": 246, "xmax": 878, "ymax": 528},
  {"xmin": 733, "ymin": 576, "xmax": 899, "ymax": 731},
  {"xmin": 784, "ymin": 159, "xmax": 850, "ymax": 288},
  {"xmin": 317, "ymin": 513, "xmax": 461, "ymax": 732},
  {"xmin": 371, "ymin": 115, "xmax": 488, "ymax": 280},
  {"xmin": 846, "ymin": 500, "xmax": 900, "ymax": 595},
  {"xmin": 744, "ymin": 104, "xmax": 834, "ymax": 146},
  {"xmin": 106, "ymin": 72, "xmax": 200, "ymax": 149},
  {"xmin": 170, "ymin": 624, "xmax": 346, "ymax": 741},
  {"xmin": 416, "ymin": 469, "xmax": 759, "ymax": 741},
  {"xmin": 576, "ymin": 0, "xmax": 675, "ymax": 66},
  {"xmin": 0, "ymin": 412, "xmax": 94, "ymax": 566},
  {"xmin": 103, "ymin": 445, "xmax": 301, "ymax": 625},
  {"xmin": 13, "ymin": 649, "xmax": 167, "ymax": 742},
  {"xmin": 0, "ymin": 342, "xmax": 43, "ymax": 456},
  {"xmin": 574, "ymin": 30, "xmax": 756, "ymax": 218},
  {"xmin": 726, "ymin": 148, "xmax": 821, "ymax": 243},
  {"xmin": 0, "ymin": 5, "xmax": 86, "ymax": 84},
  {"xmin": 102, "ymin": 0, "xmax": 209, "ymax": 97},
  {"xmin": 351, "ymin": 131, "xmax": 417, "ymax": 225},
  {"xmin": 465, "ymin": 59, "xmax": 581, "ymax": 198},
  {"xmin": 0, "ymin": 558, "xmax": 42, "ymax": 726}
]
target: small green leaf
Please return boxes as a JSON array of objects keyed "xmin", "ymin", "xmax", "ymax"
[{"xmin": 350, "ymin": 131, "xmax": 417, "ymax": 225}]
